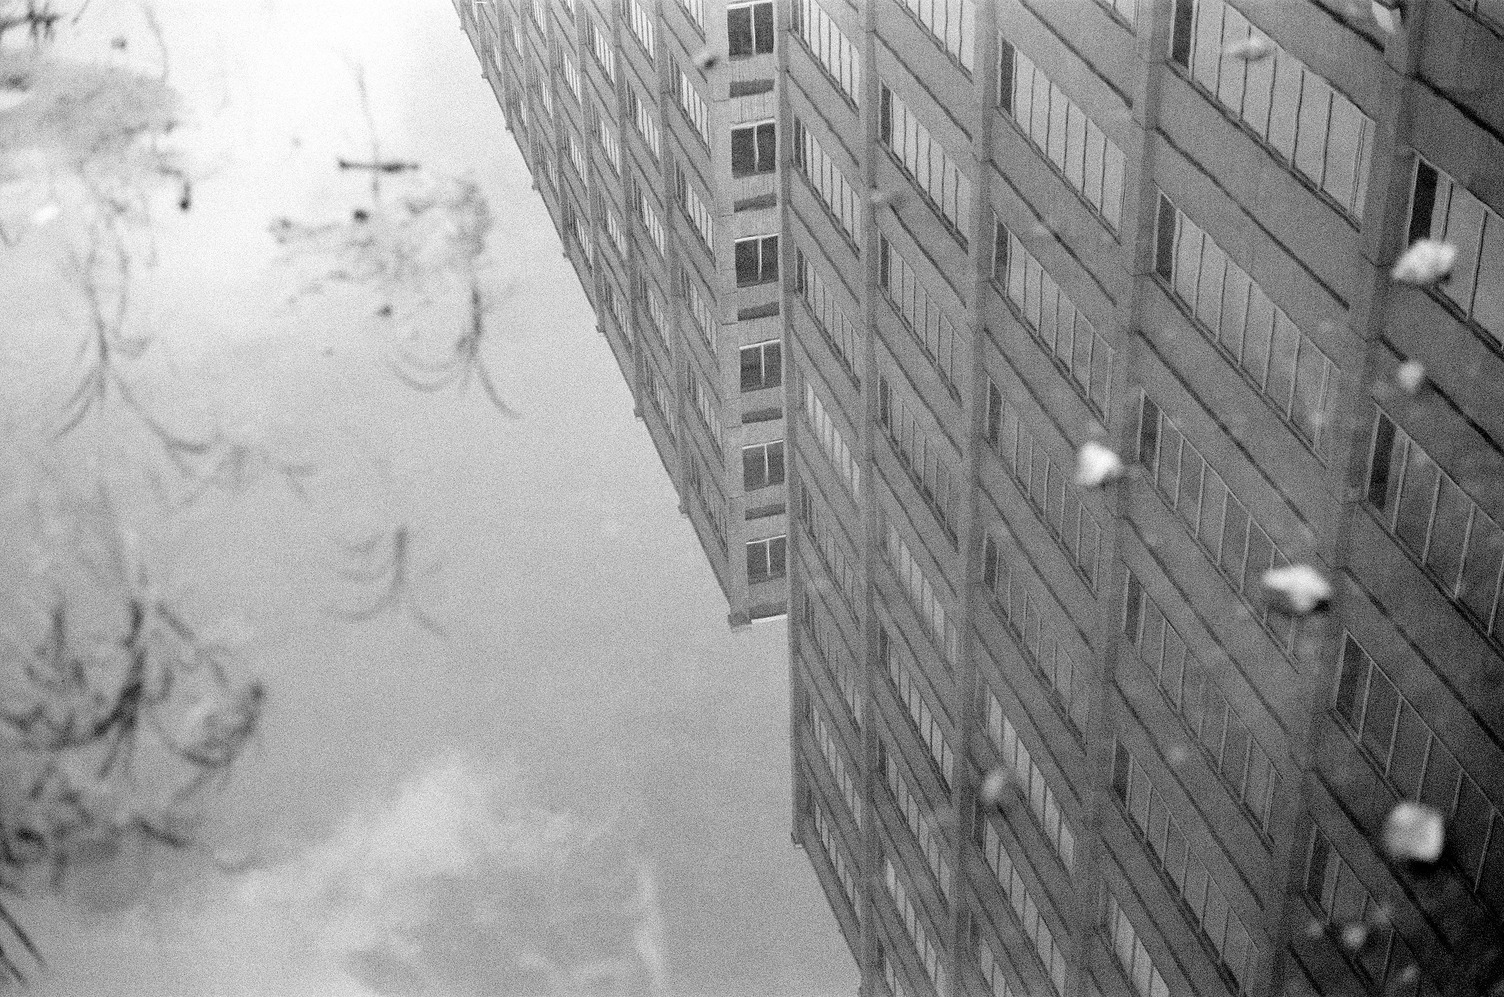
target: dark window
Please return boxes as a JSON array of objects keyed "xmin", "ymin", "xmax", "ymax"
[
  {"xmin": 740, "ymin": 340, "xmax": 782, "ymax": 390},
  {"xmin": 1408, "ymin": 161, "xmax": 1439, "ymax": 246},
  {"xmin": 1170, "ymin": 0, "xmax": 1194, "ymax": 67},
  {"xmin": 1155, "ymin": 194, "xmax": 1178, "ymax": 280},
  {"xmin": 742, "ymin": 441, "xmax": 786, "ymax": 490},
  {"xmin": 985, "ymin": 383, "xmax": 1002, "ymax": 445},
  {"xmin": 997, "ymin": 40, "xmax": 1015, "ymax": 109},
  {"xmin": 728, "ymin": 2, "xmax": 774, "ymax": 56},
  {"xmin": 992, "ymin": 219, "xmax": 1010, "ymax": 281},
  {"xmin": 731, "ymin": 121, "xmax": 777, "ymax": 177},
  {"xmin": 1137, "ymin": 395, "xmax": 1162, "ymax": 471},
  {"xmin": 877, "ymin": 375, "xmax": 892, "ymax": 428},
  {"xmin": 734, "ymin": 234, "xmax": 779, "ymax": 286},
  {"xmin": 747, "ymin": 535, "xmax": 787, "ymax": 583},
  {"xmin": 1367, "ymin": 412, "xmax": 1397, "ymax": 508},
  {"xmin": 1123, "ymin": 572, "xmax": 1144, "ymax": 641}
]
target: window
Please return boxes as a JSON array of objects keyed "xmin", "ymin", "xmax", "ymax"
[
  {"xmin": 1154, "ymin": 192, "xmax": 1337, "ymax": 457},
  {"xmin": 793, "ymin": 118, "xmax": 861, "ymax": 246},
  {"xmin": 734, "ymin": 234, "xmax": 780, "ymax": 286},
  {"xmin": 805, "ymin": 382, "xmax": 861, "ymax": 498},
  {"xmin": 593, "ymin": 110, "xmax": 621, "ymax": 175},
  {"xmin": 979, "ymin": 528, "xmax": 1093, "ymax": 735},
  {"xmin": 743, "ymin": 441, "xmax": 785, "ymax": 490},
  {"xmin": 1334, "ymin": 632, "xmax": 1502, "ymax": 908},
  {"xmin": 1366, "ymin": 407, "xmax": 1504, "ymax": 640},
  {"xmin": 984, "ymin": 381, "xmax": 1103, "ymax": 588},
  {"xmin": 879, "ymin": 514, "xmax": 961, "ymax": 666},
  {"xmin": 584, "ymin": 14, "xmax": 615, "ymax": 82},
  {"xmin": 997, "ymin": 39, "xmax": 1124, "ymax": 230},
  {"xmin": 879, "ymin": 236, "xmax": 966, "ymax": 400},
  {"xmin": 993, "ymin": 216, "xmax": 1113, "ymax": 414},
  {"xmin": 811, "ymin": 802, "xmax": 858, "ymax": 915},
  {"xmin": 1305, "ymin": 829, "xmax": 1433, "ymax": 996},
  {"xmin": 1104, "ymin": 890, "xmax": 1172, "ymax": 997},
  {"xmin": 1121, "ymin": 568, "xmax": 1280, "ymax": 834},
  {"xmin": 879, "ymin": 83, "xmax": 972, "ymax": 243},
  {"xmin": 673, "ymin": 65, "xmax": 712, "ymax": 147},
  {"xmin": 894, "ymin": 0, "xmax": 973, "ymax": 71},
  {"xmin": 728, "ymin": 1, "xmax": 774, "ymax": 56},
  {"xmin": 626, "ymin": 0, "xmax": 655, "ymax": 58},
  {"xmin": 626, "ymin": 87, "xmax": 661, "ymax": 160},
  {"xmin": 980, "ymin": 688, "xmax": 1078, "ymax": 871},
  {"xmin": 740, "ymin": 339, "xmax": 782, "ymax": 390},
  {"xmin": 634, "ymin": 183, "xmax": 666, "ymax": 257},
  {"xmin": 731, "ymin": 120, "xmax": 777, "ymax": 177},
  {"xmin": 809, "ymin": 699, "xmax": 862, "ymax": 827},
  {"xmin": 1136, "ymin": 392, "xmax": 1299, "ymax": 653},
  {"xmin": 676, "ymin": 165, "xmax": 714, "ymax": 250},
  {"xmin": 686, "ymin": 368, "xmax": 725, "ymax": 449},
  {"xmin": 795, "ymin": 250, "xmax": 861, "ymax": 385},
  {"xmin": 881, "ymin": 857, "xmax": 947, "ymax": 996},
  {"xmin": 678, "ymin": 0, "xmax": 705, "ymax": 33},
  {"xmin": 680, "ymin": 267, "xmax": 718, "ymax": 348},
  {"xmin": 1112, "ymin": 741, "xmax": 1259, "ymax": 990},
  {"xmin": 977, "ymin": 817, "xmax": 1067, "ymax": 996},
  {"xmin": 880, "ymin": 625, "xmax": 956, "ymax": 785},
  {"xmin": 801, "ymin": 488, "xmax": 863, "ymax": 614},
  {"xmin": 560, "ymin": 50, "xmax": 582, "ymax": 103},
  {"xmin": 878, "ymin": 735, "xmax": 954, "ymax": 903},
  {"xmin": 792, "ymin": 0, "xmax": 860, "ymax": 105},
  {"xmin": 1407, "ymin": 156, "xmax": 1504, "ymax": 345},
  {"xmin": 878, "ymin": 372, "xmax": 961, "ymax": 545},
  {"xmin": 746, "ymin": 535, "xmax": 787, "ymax": 583},
  {"xmin": 1168, "ymin": 0, "xmax": 1372, "ymax": 221}
]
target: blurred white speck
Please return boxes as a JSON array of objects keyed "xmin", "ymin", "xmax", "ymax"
[
  {"xmin": 1392, "ymin": 239, "xmax": 1456, "ymax": 285},
  {"xmin": 1340, "ymin": 922, "xmax": 1368, "ymax": 950},
  {"xmin": 1263, "ymin": 564, "xmax": 1331, "ymax": 615},
  {"xmin": 978, "ymin": 768, "xmax": 1012, "ymax": 808},
  {"xmin": 1395, "ymin": 359, "xmax": 1425, "ymax": 395},
  {"xmin": 692, "ymin": 48, "xmax": 718, "ymax": 71},
  {"xmin": 1166, "ymin": 744, "xmax": 1190, "ymax": 767},
  {"xmin": 32, "ymin": 202, "xmax": 60, "ymax": 226},
  {"xmin": 1383, "ymin": 801, "xmax": 1444, "ymax": 863},
  {"xmin": 1074, "ymin": 440, "xmax": 1124, "ymax": 489},
  {"xmin": 1223, "ymin": 36, "xmax": 1275, "ymax": 61}
]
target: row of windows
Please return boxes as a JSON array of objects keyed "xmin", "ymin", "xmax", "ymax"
[
  {"xmin": 796, "ymin": 250, "xmax": 862, "ymax": 387},
  {"xmin": 1408, "ymin": 157, "xmax": 1504, "ymax": 345},
  {"xmin": 1154, "ymin": 192, "xmax": 1337, "ymax": 458},
  {"xmin": 792, "ymin": 0, "xmax": 860, "ymax": 107},
  {"xmin": 565, "ymin": 130, "xmax": 587, "ymax": 181},
  {"xmin": 601, "ymin": 198, "xmax": 625, "ymax": 257},
  {"xmin": 879, "ymin": 374, "xmax": 962, "ymax": 546},
  {"xmin": 1366, "ymin": 408, "xmax": 1504, "ymax": 643},
  {"xmin": 800, "ymin": 485, "xmax": 863, "ymax": 616},
  {"xmin": 740, "ymin": 339, "xmax": 782, "ymax": 392},
  {"xmin": 879, "ymin": 83, "xmax": 972, "ymax": 246},
  {"xmin": 895, "ymin": 0, "xmax": 974, "ymax": 73},
  {"xmin": 625, "ymin": 85, "xmax": 660, "ymax": 161},
  {"xmin": 592, "ymin": 108, "xmax": 621, "ymax": 175},
  {"xmin": 878, "ymin": 941, "xmax": 916, "ymax": 997},
  {"xmin": 677, "ymin": 0, "xmax": 704, "ymax": 33},
  {"xmin": 675, "ymin": 164, "xmax": 714, "ymax": 252},
  {"xmin": 978, "ymin": 819, "xmax": 1067, "ymax": 997},
  {"xmin": 626, "ymin": 0, "xmax": 654, "ymax": 60},
  {"xmin": 679, "ymin": 266, "xmax": 718, "ymax": 349},
  {"xmin": 731, "ymin": 120, "xmax": 777, "ymax": 178},
  {"xmin": 1121, "ymin": 569, "xmax": 1280, "ymax": 836},
  {"xmin": 634, "ymin": 183, "xmax": 666, "ymax": 256},
  {"xmin": 684, "ymin": 452, "xmax": 727, "ymax": 553},
  {"xmin": 743, "ymin": 439, "xmax": 784, "ymax": 491},
  {"xmin": 1305, "ymin": 829, "xmax": 1432, "ymax": 997},
  {"xmin": 804, "ymin": 381, "xmax": 862, "ymax": 499},
  {"xmin": 997, "ymin": 40, "xmax": 1125, "ymax": 232},
  {"xmin": 559, "ymin": 48, "xmax": 582, "ymax": 103},
  {"xmin": 638, "ymin": 274, "xmax": 667, "ymax": 340},
  {"xmin": 881, "ymin": 515, "xmax": 962, "ymax": 668},
  {"xmin": 1334, "ymin": 632, "xmax": 1502, "ymax": 907},
  {"xmin": 599, "ymin": 271, "xmax": 623, "ymax": 327},
  {"xmin": 1169, "ymin": 0, "xmax": 1374, "ymax": 220},
  {"xmin": 1104, "ymin": 889, "xmax": 1173, "ymax": 997},
  {"xmin": 980, "ymin": 533, "xmax": 1092, "ymax": 738},
  {"xmin": 639, "ymin": 357, "xmax": 675, "ymax": 440},
  {"xmin": 793, "ymin": 118, "xmax": 862, "ymax": 248},
  {"xmin": 800, "ymin": 590, "xmax": 863, "ymax": 727},
  {"xmin": 584, "ymin": 13, "xmax": 615, "ymax": 83},
  {"xmin": 747, "ymin": 534, "xmax": 787, "ymax": 584},
  {"xmin": 993, "ymin": 218, "xmax": 1113, "ymax": 416},
  {"xmin": 882, "ymin": 856, "xmax": 948, "ymax": 997},
  {"xmin": 879, "ymin": 235, "xmax": 967, "ymax": 401},
  {"xmin": 984, "ymin": 382, "xmax": 1104, "ymax": 588},
  {"xmin": 812, "ymin": 800, "xmax": 859, "ymax": 918},
  {"xmin": 810, "ymin": 698, "xmax": 863, "ymax": 829},
  {"xmin": 981, "ymin": 688, "xmax": 1078, "ymax": 871},
  {"xmin": 880, "ymin": 624, "xmax": 957, "ymax": 789},
  {"xmin": 1112, "ymin": 741, "xmax": 1258, "ymax": 992},
  {"xmin": 975, "ymin": 930, "xmax": 1020, "ymax": 997},
  {"xmin": 685, "ymin": 366, "xmax": 724, "ymax": 452},
  {"xmin": 1136, "ymin": 392, "xmax": 1299, "ymax": 653},
  {"xmin": 877, "ymin": 736, "xmax": 954, "ymax": 905},
  {"xmin": 673, "ymin": 64, "xmax": 711, "ymax": 148}
]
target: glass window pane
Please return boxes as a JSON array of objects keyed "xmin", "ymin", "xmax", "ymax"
[
  {"xmin": 1242, "ymin": 525, "xmax": 1274, "ymax": 599},
  {"xmin": 1427, "ymin": 475, "xmax": 1471, "ymax": 592},
  {"xmin": 1192, "ymin": 0, "xmax": 1223, "ymax": 92},
  {"xmin": 1177, "ymin": 443, "xmax": 1203, "ymax": 525},
  {"xmin": 1199, "ymin": 471, "xmax": 1227, "ymax": 559},
  {"xmin": 1442, "ymin": 187, "xmax": 1486, "ymax": 313},
  {"xmin": 1267, "ymin": 52, "xmax": 1303, "ymax": 158},
  {"xmin": 1217, "ymin": 6, "xmax": 1250, "ymax": 111},
  {"xmin": 1388, "ymin": 700, "xmax": 1430, "ymax": 800},
  {"xmin": 1294, "ymin": 73, "xmax": 1333, "ymax": 184},
  {"xmin": 1360, "ymin": 668, "xmax": 1399, "ymax": 763},
  {"xmin": 1220, "ymin": 498, "xmax": 1250, "ymax": 580},
  {"xmin": 1473, "ymin": 213, "xmax": 1504, "ymax": 344},
  {"xmin": 1266, "ymin": 310, "xmax": 1301, "ymax": 413},
  {"xmin": 1460, "ymin": 512, "xmax": 1504, "ymax": 629},
  {"xmin": 1219, "ymin": 261, "xmax": 1251, "ymax": 359},
  {"xmin": 1240, "ymin": 30, "xmax": 1275, "ymax": 136},
  {"xmin": 1243, "ymin": 289, "xmax": 1275, "ymax": 385},
  {"xmin": 1394, "ymin": 447, "xmax": 1439, "ymax": 556},
  {"xmin": 1291, "ymin": 340, "xmax": 1329, "ymax": 444},
  {"xmin": 1322, "ymin": 92, "xmax": 1363, "ymax": 210},
  {"xmin": 1195, "ymin": 241, "xmax": 1226, "ymax": 334},
  {"xmin": 1175, "ymin": 218, "xmax": 1204, "ymax": 309}
]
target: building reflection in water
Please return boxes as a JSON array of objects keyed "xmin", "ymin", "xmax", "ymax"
[{"xmin": 456, "ymin": 1, "xmax": 1504, "ymax": 995}]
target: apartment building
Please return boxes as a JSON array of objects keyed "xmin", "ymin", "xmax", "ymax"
[
  {"xmin": 779, "ymin": 2, "xmax": 1504, "ymax": 997},
  {"xmin": 455, "ymin": 0, "xmax": 790, "ymax": 626},
  {"xmin": 456, "ymin": 1, "xmax": 1504, "ymax": 994}
]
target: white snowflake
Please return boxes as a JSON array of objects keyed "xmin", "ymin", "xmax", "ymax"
[
  {"xmin": 978, "ymin": 768, "xmax": 1012, "ymax": 808},
  {"xmin": 1395, "ymin": 359, "xmax": 1426, "ymax": 395},
  {"xmin": 1223, "ymin": 36, "xmax": 1275, "ymax": 61},
  {"xmin": 1074, "ymin": 440, "xmax": 1124, "ymax": 489},
  {"xmin": 1382, "ymin": 801, "xmax": 1445, "ymax": 863},
  {"xmin": 1262, "ymin": 563, "xmax": 1331, "ymax": 615},
  {"xmin": 1391, "ymin": 239, "xmax": 1457, "ymax": 285}
]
